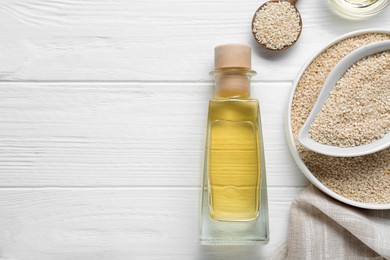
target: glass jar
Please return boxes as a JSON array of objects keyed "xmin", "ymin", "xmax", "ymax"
[{"xmin": 327, "ymin": 0, "xmax": 390, "ymax": 19}]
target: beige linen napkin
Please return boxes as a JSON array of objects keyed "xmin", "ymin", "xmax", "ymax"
[{"xmin": 269, "ymin": 185, "xmax": 390, "ymax": 260}]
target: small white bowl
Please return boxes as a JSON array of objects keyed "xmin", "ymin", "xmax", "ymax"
[
  {"xmin": 286, "ymin": 29, "xmax": 390, "ymax": 210},
  {"xmin": 298, "ymin": 40, "xmax": 390, "ymax": 157}
]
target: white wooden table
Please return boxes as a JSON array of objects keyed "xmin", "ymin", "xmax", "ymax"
[{"xmin": 0, "ymin": 0, "xmax": 389, "ymax": 259}]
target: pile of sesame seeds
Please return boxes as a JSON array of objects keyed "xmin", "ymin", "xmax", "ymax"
[
  {"xmin": 291, "ymin": 33, "xmax": 390, "ymax": 204},
  {"xmin": 310, "ymin": 51, "xmax": 390, "ymax": 147},
  {"xmin": 252, "ymin": 1, "xmax": 301, "ymax": 50}
]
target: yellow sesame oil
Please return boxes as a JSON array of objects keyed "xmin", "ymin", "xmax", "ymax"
[
  {"xmin": 207, "ymin": 99, "xmax": 261, "ymax": 221},
  {"xmin": 327, "ymin": 0, "xmax": 389, "ymax": 18}
]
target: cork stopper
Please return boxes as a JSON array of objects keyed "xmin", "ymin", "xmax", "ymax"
[
  {"xmin": 214, "ymin": 44, "xmax": 251, "ymax": 69},
  {"xmin": 213, "ymin": 44, "xmax": 253, "ymax": 98}
]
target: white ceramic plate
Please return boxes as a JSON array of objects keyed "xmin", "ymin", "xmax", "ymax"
[{"xmin": 286, "ymin": 29, "xmax": 390, "ymax": 210}]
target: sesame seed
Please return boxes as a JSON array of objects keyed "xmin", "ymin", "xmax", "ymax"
[
  {"xmin": 291, "ymin": 33, "xmax": 390, "ymax": 204},
  {"xmin": 309, "ymin": 51, "xmax": 390, "ymax": 147},
  {"xmin": 252, "ymin": 1, "xmax": 301, "ymax": 50}
]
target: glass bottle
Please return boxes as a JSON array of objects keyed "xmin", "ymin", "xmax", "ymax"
[{"xmin": 200, "ymin": 44, "xmax": 269, "ymax": 245}]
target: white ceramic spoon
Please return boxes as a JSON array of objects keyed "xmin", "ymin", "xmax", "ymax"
[{"xmin": 298, "ymin": 40, "xmax": 390, "ymax": 157}]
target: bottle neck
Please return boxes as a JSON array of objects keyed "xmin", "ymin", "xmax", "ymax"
[{"xmin": 210, "ymin": 68, "xmax": 256, "ymax": 99}]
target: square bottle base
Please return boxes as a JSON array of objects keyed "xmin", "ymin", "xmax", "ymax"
[{"xmin": 199, "ymin": 169, "xmax": 269, "ymax": 245}]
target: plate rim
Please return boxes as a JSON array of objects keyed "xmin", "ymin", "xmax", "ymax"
[{"xmin": 286, "ymin": 28, "xmax": 390, "ymax": 210}]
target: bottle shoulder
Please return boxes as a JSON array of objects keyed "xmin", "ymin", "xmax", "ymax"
[
  {"xmin": 209, "ymin": 99, "xmax": 259, "ymax": 110},
  {"xmin": 207, "ymin": 98, "xmax": 260, "ymax": 123},
  {"xmin": 209, "ymin": 98, "xmax": 259, "ymax": 104}
]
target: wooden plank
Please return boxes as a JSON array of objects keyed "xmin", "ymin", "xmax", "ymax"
[
  {"xmin": 0, "ymin": 82, "xmax": 307, "ymax": 187},
  {"xmin": 0, "ymin": 0, "xmax": 389, "ymax": 81},
  {"xmin": 0, "ymin": 187, "xmax": 303, "ymax": 260}
]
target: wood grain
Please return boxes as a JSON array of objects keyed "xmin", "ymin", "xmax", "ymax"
[
  {"xmin": 0, "ymin": 82, "xmax": 307, "ymax": 187},
  {"xmin": 2, "ymin": 0, "xmax": 384, "ymax": 258},
  {"xmin": 0, "ymin": 0, "xmax": 389, "ymax": 81},
  {"xmin": 0, "ymin": 187, "xmax": 302, "ymax": 260}
]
